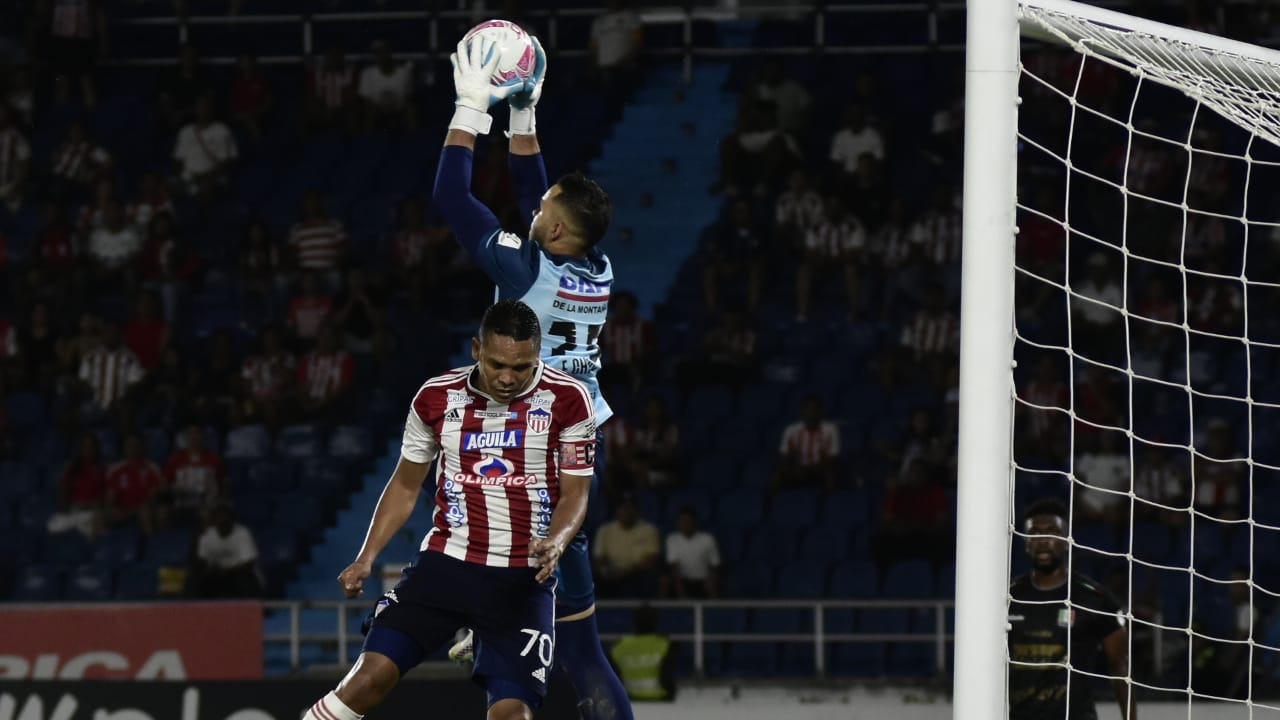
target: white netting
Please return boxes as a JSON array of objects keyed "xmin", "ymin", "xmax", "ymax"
[{"xmin": 1011, "ymin": 0, "xmax": 1280, "ymax": 715}]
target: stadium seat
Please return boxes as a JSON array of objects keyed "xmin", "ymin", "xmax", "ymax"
[
  {"xmin": 94, "ymin": 527, "xmax": 142, "ymax": 565},
  {"xmin": 42, "ymin": 531, "xmax": 91, "ymax": 566},
  {"xmin": 767, "ymin": 489, "xmax": 820, "ymax": 526},
  {"xmin": 277, "ymin": 425, "xmax": 324, "ymax": 458},
  {"xmin": 12, "ymin": 564, "xmax": 64, "ymax": 601},
  {"xmin": 114, "ymin": 563, "xmax": 158, "ymax": 600},
  {"xmin": 724, "ymin": 643, "xmax": 778, "ymax": 677},
  {"xmin": 275, "ymin": 495, "xmax": 325, "ymax": 533},
  {"xmin": 775, "ymin": 561, "xmax": 827, "ymax": 599},
  {"xmin": 714, "ymin": 488, "xmax": 764, "ymax": 530},
  {"xmin": 664, "ymin": 489, "xmax": 715, "ymax": 528},
  {"xmin": 799, "ymin": 526, "xmax": 852, "ymax": 566},
  {"xmin": 3, "ymin": 392, "xmax": 46, "ymax": 432},
  {"xmin": 145, "ymin": 527, "xmax": 193, "ymax": 566},
  {"xmin": 224, "ymin": 424, "xmax": 272, "ymax": 460},
  {"xmin": 725, "ymin": 565, "xmax": 774, "ymax": 597},
  {"xmin": 821, "ymin": 489, "xmax": 873, "ymax": 529},
  {"xmin": 246, "ymin": 458, "xmax": 299, "ymax": 493},
  {"xmin": 828, "ymin": 560, "xmax": 880, "ymax": 597},
  {"xmin": 882, "ymin": 560, "xmax": 935, "ymax": 599},
  {"xmin": 328, "ymin": 425, "xmax": 373, "ymax": 459},
  {"xmin": 746, "ymin": 527, "xmax": 799, "ymax": 569},
  {"xmin": 64, "ymin": 564, "xmax": 114, "ymax": 601},
  {"xmin": 297, "ymin": 458, "xmax": 347, "ymax": 497}
]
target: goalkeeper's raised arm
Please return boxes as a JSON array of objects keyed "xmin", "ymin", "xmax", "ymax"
[{"xmin": 507, "ymin": 36, "xmax": 548, "ymax": 231}]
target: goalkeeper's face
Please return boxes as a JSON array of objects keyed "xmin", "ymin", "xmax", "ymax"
[
  {"xmin": 1025, "ymin": 514, "xmax": 1067, "ymax": 573},
  {"xmin": 529, "ymin": 185, "xmax": 571, "ymax": 251}
]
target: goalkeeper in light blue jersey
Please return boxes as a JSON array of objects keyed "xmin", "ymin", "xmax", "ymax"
[{"xmin": 432, "ymin": 34, "xmax": 633, "ymax": 720}]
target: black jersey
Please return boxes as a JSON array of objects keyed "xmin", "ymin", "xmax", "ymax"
[{"xmin": 1008, "ymin": 572, "xmax": 1125, "ymax": 720}]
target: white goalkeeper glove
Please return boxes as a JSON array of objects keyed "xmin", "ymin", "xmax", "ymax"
[
  {"xmin": 508, "ymin": 35, "xmax": 546, "ymax": 136},
  {"xmin": 450, "ymin": 35, "xmax": 524, "ymax": 136}
]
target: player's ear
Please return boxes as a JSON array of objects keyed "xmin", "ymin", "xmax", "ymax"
[{"xmin": 471, "ymin": 336, "xmax": 481, "ymax": 361}]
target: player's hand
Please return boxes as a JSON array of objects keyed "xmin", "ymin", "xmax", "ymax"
[
  {"xmin": 337, "ymin": 560, "xmax": 372, "ymax": 598},
  {"xmin": 529, "ymin": 538, "xmax": 563, "ymax": 583},
  {"xmin": 451, "ymin": 36, "xmax": 524, "ymax": 113},
  {"xmin": 510, "ymin": 35, "xmax": 546, "ymax": 111}
]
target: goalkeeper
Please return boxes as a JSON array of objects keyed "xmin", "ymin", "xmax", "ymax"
[
  {"xmin": 1008, "ymin": 498, "xmax": 1135, "ymax": 720},
  {"xmin": 432, "ymin": 34, "xmax": 635, "ymax": 720}
]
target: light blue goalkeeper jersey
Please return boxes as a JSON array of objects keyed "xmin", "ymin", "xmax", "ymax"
[{"xmin": 433, "ymin": 145, "xmax": 614, "ymax": 424}]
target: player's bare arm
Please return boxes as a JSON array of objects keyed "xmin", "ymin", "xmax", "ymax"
[
  {"xmin": 529, "ymin": 471, "xmax": 590, "ymax": 582},
  {"xmin": 337, "ymin": 455, "xmax": 431, "ymax": 598},
  {"xmin": 1102, "ymin": 625, "xmax": 1135, "ymax": 720}
]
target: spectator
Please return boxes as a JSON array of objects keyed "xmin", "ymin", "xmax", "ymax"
[
  {"xmin": 287, "ymin": 191, "xmax": 347, "ymax": 280},
  {"xmin": 1134, "ymin": 446, "xmax": 1189, "ymax": 527},
  {"xmin": 87, "ymin": 199, "xmax": 142, "ymax": 283},
  {"xmin": 908, "ymin": 185, "xmax": 963, "ymax": 270},
  {"xmin": 796, "ymin": 196, "xmax": 865, "ymax": 323},
  {"xmin": 163, "ymin": 425, "xmax": 225, "ymax": 523},
  {"xmin": 49, "ymin": 119, "xmax": 111, "ymax": 195},
  {"xmin": 749, "ymin": 59, "xmax": 811, "ymax": 136},
  {"xmin": 610, "ymin": 605, "xmax": 676, "ymax": 702},
  {"xmin": 680, "ymin": 310, "xmax": 757, "ymax": 391},
  {"xmin": 590, "ymin": 0, "xmax": 643, "ymax": 78},
  {"xmin": 104, "ymin": 432, "xmax": 166, "ymax": 533},
  {"xmin": 296, "ymin": 324, "xmax": 354, "ymax": 421},
  {"xmin": 1075, "ymin": 430, "xmax": 1130, "ymax": 524},
  {"xmin": 775, "ymin": 395, "xmax": 840, "ymax": 491},
  {"xmin": 593, "ymin": 494, "xmax": 661, "ymax": 597},
  {"xmin": 896, "ymin": 408, "xmax": 948, "ymax": 479},
  {"xmin": 34, "ymin": 201, "xmax": 76, "ymax": 274},
  {"xmin": 661, "ymin": 508, "xmax": 720, "ymax": 598},
  {"xmin": 871, "ymin": 457, "xmax": 952, "ymax": 569},
  {"xmin": 305, "ymin": 47, "xmax": 356, "ymax": 130},
  {"xmin": 599, "ymin": 291, "xmax": 655, "ymax": 390},
  {"xmin": 78, "ymin": 322, "xmax": 143, "ymax": 416},
  {"xmin": 241, "ymin": 219, "xmax": 281, "ymax": 317},
  {"xmin": 46, "ymin": 0, "xmax": 106, "ymax": 108},
  {"xmin": 846, "ymin": 152, "xmax": 890, "ymax": 231},
  {"xmin": 229, "ymin": 53, "xmax": 271, "ymax": 138},
  {"xmin": 76, "ymin": 176, "xmax": 114, "ymax": 234},
  {"xmin": 18, "ymin": 302, "xmax": 59, "ymax": 392},
  {"xmin": 61, "ymin": 311, "xmax": 103, "ymax": 376},
  {"xmin": 358, "ymin": 40, "xmax": 415, "ymax": 129},
  {"xmin": 159, "ymin": 44, "xmax": 211, "ymax": 126},
  {"xmin": 390, "ymin": 198, "xmax": 448, "ymax": 286},
  {"xmin": 330, "ymin": 267, "xmax": 384, "ymax": 354},
  {"xmin": 287, "ymin": 270, "xmax": 334, "ymax": 345},
  {"xmin": 49, "ymin": 433, "xmax": 106, "ymax": 538},
  {"xmin": 1195, "ymin": 418, "xmax": 1244, "ymax": 520},
  {"xmin": 173, "ymin": 94, "xmax": 238, "ymax": 199},
  {"xmin": 870, "ymin": 197, "xmax": 925, "ymax": 320},
  {"xmin": 774, "ymin": 169, "xmax": 824, "ymax": 248},
  {"xmin": 1072, "ymin": 252, "xmax": 1125, "ymax": 365},
  {"xmin": 122, "ymin": 292, "xmax": 170, "ymax": 372},
  {"xmin": 5, "ymin": 65, "xmax": 35, "ymax": 127},
  {"xmin": 716, "ymin": 100, "xmax": 799, "ymax": 197},
  {"xmin": 703, "ymin": 199, "xmax": 763, "ymax": 314},
  {"xmin": 189, "ymin": 503, "xmax": 262, "ymax": 598},
  {"xmin": 0, "ymin": 104, "xmax": 31, "ymax": 211},
  {"xmin": 622, "ymin": 396, "xmax": 681, "ymax": 490},
  {"xmin": 829, "ymin": 103, "xmax": 884, "ymax": 177},
  {"xmin": 900, "ymin": 284, "xmax": 959, "ymax": 361},
  {"xmin": 140, "ymin": 212, "xmax": 201, "ymax": 322},
  {"xmin": 241, "ymin": 325, "xmax": 296, "ymax": 428},
  {"xmin": 1020, "ymin": 355, "xmax": 1069, "ymax": 456},
  {"xmin": 128, "ymin": 171, "xmax": 176, "ymax": 230}
]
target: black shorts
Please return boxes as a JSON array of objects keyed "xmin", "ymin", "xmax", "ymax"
[{"xmin": 363, "ymin": 550, "xmax": 556, "ymax": 708}]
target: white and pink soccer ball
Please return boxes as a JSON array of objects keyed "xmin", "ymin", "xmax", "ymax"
[{"xmin": 462, "ymin": 19, "xmax": 537, "ymax": 87}]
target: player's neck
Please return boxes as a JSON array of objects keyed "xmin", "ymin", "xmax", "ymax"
[{"xmin": 1030, "ymin": 567, "xmax": 1068, "ymax": 591}]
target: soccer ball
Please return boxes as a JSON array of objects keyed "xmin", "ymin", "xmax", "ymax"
[{"xmin": 462, "ymin": 19, "xmax": 537, "ymax": 87}]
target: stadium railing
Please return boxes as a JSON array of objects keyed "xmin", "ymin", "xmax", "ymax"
[{"xmin": 262, "ymin": 598, "xmax": 955, "ymax": 677}]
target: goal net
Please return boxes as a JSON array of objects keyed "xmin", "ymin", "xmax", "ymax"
[{"xmin": 1009, "ymin": 0, "xmax": 1280, "ymax": 715}]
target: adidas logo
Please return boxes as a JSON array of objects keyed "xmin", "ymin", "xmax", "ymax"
[
  {"xmin": 444, "ymin": 409, "xmax": 462, "ymax": 423},
  {"xmin": 531, "ymin": 667, "xmax": 546, "ymax": 682}
]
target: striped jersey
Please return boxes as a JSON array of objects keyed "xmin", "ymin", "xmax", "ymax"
[{"xmin": 401, "ymin": 363, "xmax": 597, "ymax": 568}]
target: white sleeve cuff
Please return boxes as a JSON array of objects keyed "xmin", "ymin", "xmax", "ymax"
[{"xmin": 449, "ymin": 105, "xmax": 493, "ymax": 135}]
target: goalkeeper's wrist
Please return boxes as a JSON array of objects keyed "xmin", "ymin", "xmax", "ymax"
[
  {"xmin": 508, "ymin": 106, "xmax": 536, "ymax": 136},
  {"xmin": 450, "ymin": 104, "xmax": 492, "ymax": 135}
]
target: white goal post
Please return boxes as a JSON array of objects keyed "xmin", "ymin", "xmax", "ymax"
[{"xmin": 957, "ymin": 0, "xmax": 1280, "ymax": 718}]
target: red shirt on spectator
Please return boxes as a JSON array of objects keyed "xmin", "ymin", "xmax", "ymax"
[
  {"xmin": 297, "ymin": 349, "xmax": 353, "ymax": 402},
  {"xmin": 232, "ymin": 68, "xmax": 270, "ymax": 117},
  {"xmin": 163, "ymin": 450, "xmax": 224, "ymax": 510},
  {"xmin": 288, "ymin": 294, "xmax": 333, "ymax": 341},
  {"xmin": 123, "ymin": 317, "xmax": 168, "ymax": 369},
  {"xmin": 61, "ymin": 462, "xmax": 106, "ymax": 507},
  {"xmin": 106, "ymin": 458, "xmax": 165, "ymax": 511},
  {"xmin": 602, "ymin": 316, "xmax": 655, "ymax": 367},
  {"xmin": 242, "ymin": 352, "xmax": 297, "ymax": 402},
  {"xmin": 37, "ymin": 219, "xmax": 75, "ymax": 271},
  {"xmin": 884, "ymin": 482, "xmax": 948, "ymax": 527}
]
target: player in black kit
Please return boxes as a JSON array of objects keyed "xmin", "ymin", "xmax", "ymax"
[{"xmin": 1008, "ymin": 499, "xmax": 1135, "ymax": 720}]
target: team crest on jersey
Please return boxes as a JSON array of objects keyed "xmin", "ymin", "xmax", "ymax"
[
  {"xmin": 464, "ymin": 430, "xmax": 524, "ymax": 451},
  {"xmin": 443, "ymin": 408, "xmax": 462, "ymax": 424},
  {"xmin": 473, "ymin": 456, "xmax": 515, "ymax": 477},
  {"xmin": 527, "ymin": 407, "xmax": 552, "ymax": 434},
  {"xmin": 447, "ymin": 390, "xmax": 474, "ymax": 406}
]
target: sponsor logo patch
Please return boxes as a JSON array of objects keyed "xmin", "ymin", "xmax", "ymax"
[
  {"xmin": 447, "ymin": 390, "xmax": 474, "ymax": 406},
  {"xmin": 1056, "ymin": 609, "xmax": 1074, "ymax": 628},
  {"xmin": 464, "ymin": 430, "xmax": 523, "ymax": 451},
  {"xmin": 525, "ymin": 395, "xmax": 553, "ymax": 409},
  {"xmin": 473, "ymin": 456, "xmax": 515, "ymax": 477},
  {"xmin": 475, "ymin": 410, "xmax": 518, "ymax": 419},
  {"xmin": 531, "ymin": 666, "xmax": 546, "ymax": 682},
  {"xmin": 527, "ymin": 407, "xmax": 552, "ymax": 434}
]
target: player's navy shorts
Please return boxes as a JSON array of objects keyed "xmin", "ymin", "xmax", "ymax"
[
  {"xmin": 554, "ymin": 428, "xmax": 605, "ymax": 618},
  {"xmin": 361, "ymin": 550, "xmax": 556, "ymax": 709}
]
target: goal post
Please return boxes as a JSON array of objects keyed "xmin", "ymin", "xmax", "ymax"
[{"xmin": 958, "ymin": 0, "xmax": 1280, "ymax": 717}]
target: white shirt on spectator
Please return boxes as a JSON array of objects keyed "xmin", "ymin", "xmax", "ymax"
[
  {"xmin": 1076, "ymin": 279, "xmax": 1123, "ymax": 326},
  {"xmin": 775, "ymin": 189, "xmax": 824, "ymax": 232},
  {"xmin": 88, "ymin": 225, "xmax": 142, "ymax": 269},
  {"xmin": 0, "ymin": 127, "xmax": 31, "ymax": 189},
  {"xmin": 1076, "ymin": 450, "xmax": 1129, "ymax": 513},
  {"xmin": 358, "ymin": 63, "xmax": 412, "ymax": 109},
  {"xmin": 804, "ymin": 218, "xmax": 866, "ymax": 258},
  {"xmin": 197, "ymin": 524, "xmax": 259, "ymax": 570},
  {"xmin": 830, "ymin": 125, "xmax": 884, "ymax": 173},
  {"xmin": 591, "ymin": 10, "xmax": 642, "ymax": 68},
  {"xmin": 666, "ymin": 530, "xmax": 720, "ymax": 582},
  {"xmin": 174, "ymin": 121, "xmax": 238, "ymax": 178}
]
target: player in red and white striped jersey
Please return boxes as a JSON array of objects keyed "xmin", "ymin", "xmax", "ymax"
[
  {"xmin": 900, "ymin": 285, "xmax": 959, "ymax": 360},
  {"xmin": 77, "ymin": 324, "xmax": 143, "ymax": 413},
  {"xmin": 796, "ymin": 197, "xmax": 865, "ymax": 322},
  {"xmin": 775, "ymin": 395, "xmax": 841, "ymax": 491},
  {"xmin": 288, "ymin": 191, "xmax": 347, "ymax": 273},
  {"xmin": 307, "ymin": 300, "xmax": 594, "ymax": 720}
]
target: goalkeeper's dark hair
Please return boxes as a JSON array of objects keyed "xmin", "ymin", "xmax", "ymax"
[
  {"xmin": 555, "ymin": 171, "xmax": 612, "ymax": 248},
  {"xmin": 1024, "ymin": 498, "xmax": 1069, "ymax": 524},
  {"xmin": 480, "ymin": 300, "xmax": 541, "ymax": 346}
]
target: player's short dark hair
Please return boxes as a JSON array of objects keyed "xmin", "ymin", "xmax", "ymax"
[
  {"xmin": 555, "ymin": 172, "xmax": 612, "ymax": 248},
  {"xmin": 480, "ymin": 300, "xmax": 541, "ymax": 345},
  {"xmin": 1024, "ymin": 498, "xmax": 1068, "ymax": 524}
]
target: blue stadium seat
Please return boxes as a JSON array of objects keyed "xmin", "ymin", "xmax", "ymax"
[
  {"xmin": 234, "ymin": 491, "xmax": 279, "ymax": 528},
  {"xmin": 724, "ymin": 565, "xmax": 774, "ymax": 597},
  {"xmin": 4, "ymin": 392, "xmax": 47, "ymax": 432},
  {"xmin": 145, "ymin": 527, "xmax": 193, "ymax": 566},
  {"xmin": 1132, "ymin": 523, "xmax": 1171, "ymax": 564},
  {"xmin": 1074, "ymin": 523, "xmax": 1122, "ymax": 555},
  {"xmin": 746, "ymin": 527, "xmax": 799, "ymax": 569},
  {"xmin": 94, "ymin": 526, "xmax": 142, "ymax": 565},
  {"xmin": 12, "ymin": 564, "xmax": 64, "ymax": 601},
  {"xmin": 42, "ymin": 531, "xmax": 91, "ymax": 566},
  {"xmin": 115, "ymin": 563, "xmax": 159, "ymax": 600},
  {"xmin": 247, "ymin": 458, "xmax": 299, "ymax": 492},
  {"xmin": 278, "ymin": 425, "xmax": 324, "ymax": 458},
  {"xmin": 689, "ymin": 454, "xmax": 741, "ymax": 493},
  {"xmin": 821, "ymin": 489, "xmax": 873, "ymax": 530},
  {"xmin": 225, "ymin": 424, "xmax": 272, "ymax": 460},
  {"xmin": 275, "ymin": 495, "xmax": 324, "ymax": 533},
  {"xmin": 768, "ymin": 489, "xmax": 820, "ymax": 526},
  {"xmin": 633, "ymin": 491, "xmax": 662, "ymax": 525},
  {"xmin": 665, "ymin": 489, "xmax": 715, "ymax": 529},
  {"xmin": 882, "ymin": 560, "xmax": 935, "ymax": 599},
  {"xmin": 65, "ymin": 564, "xmax": 114, "ymax": 601},
  {"xmin": 829, "ymin": 560, "xmax": 880, "ymax": 597},
  {"xmin": 714, "ymin": 488, "xmax": 764, "ymax": 530},
  {"xmin": 328, "ymin": 425, "xmax": 372, "ymax": 459},
  {"xmin": 142, "ymin": 427, "xmax": 172, "ymax": 463},
  {"xmin": 799, "ymin": 526, "xmax": 851, "ymax": 566},
  {"xmin": 0, "ymin": 460, "xmax": 41, "ymax": 499},
  {"xmin": 297, "ymin": 458, "xmax": 347, "ymax": 496},
  {"xmin": 724, "ymin": 643, "xmax": 778, "ymax": 677},
  {"xmin": 776, "ymin": 561, "xmax": 827, "ymax": 599}
]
